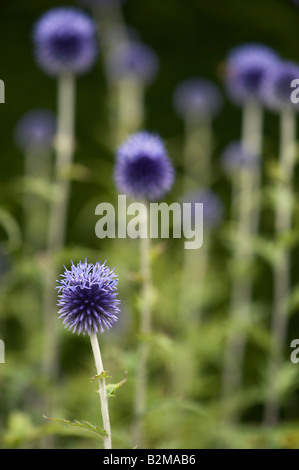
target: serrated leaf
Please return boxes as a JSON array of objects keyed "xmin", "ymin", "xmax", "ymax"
[{"xmin": 43, "ymin": 416, "xmax": 107, "ymax": 439}]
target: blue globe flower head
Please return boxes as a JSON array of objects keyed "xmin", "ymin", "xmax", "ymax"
[
  {"xmin": 14, "ymin": 109, "xmax": 56, "ymax": 153},
  {"xmin": 33, "ymin": 8, "xmax": 98, "ymax": 77},
  {"xmin": 173, "ymin": 78, "xmax": 223, "ymax": 119},
  {"xmin": 108, "ymin": 41, "xmax": 159, "ymax": 84},
  {"xmin": 261, "ymin": 60, "xmax": 299, "ymax": 112},
  {"xmin": 114, "ymin": 131, "xmax": 175, "ymax": 201},
  {"xmin": 57, "ymin": 260, "xmax": 120, "ymax": 336},
  {"xmin": 183, "ymin": 189, "xmax": 224, "ymax": 230},
  {"xmin": 225, "ymin": 43, "xmax": 279, "ymax": 104},
  {"xmin": 221, "ymin": 141, "xmax": 258, "ymax": 174}
]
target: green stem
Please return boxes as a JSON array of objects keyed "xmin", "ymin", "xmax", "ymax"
[
  {"xmin": 90, "ymin": 331, "xmax": 112, "ymax": 449},
  {"xmin": 263, "ymin": 107, "xmax": 296, "ymax": 426},
  {"xmin": 221, "ymin": 100, "xmax": 263, "ymax": 412},
  {"xmin": 42, "ymin": 73, "xmax": 76, "ymax": 426},
  {"xmin": 133, "ymin": 202, "xmax": 152, "ymax": 448}
]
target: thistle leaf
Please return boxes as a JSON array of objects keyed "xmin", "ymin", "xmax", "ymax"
[{"xmin": 43, "ymin": 416, "xmax": 107, "ymax": 439}]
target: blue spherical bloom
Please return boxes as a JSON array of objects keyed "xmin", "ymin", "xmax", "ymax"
[
  {"xmin": 108, "ymin": 41, "xmax": 159, "ymax": 84},
  {"xmin": 115, "ymin": 132, "xmax": 175, "ymax": 201},
  {"xmin": 225, "ymin": 43, "xmax": 279, "ymax": 104},
  {"xmin": 183, "ymin": 189, "xmax": 224, "ymax": 230},
  {"xmin": 221, "ymin": 141, "xmax": 257, "ymax": 174},
  {"xmin": 57, "ymin": 260, "xmax": 120, "ymax": 336},
  {"xmin": 14, "ymin": 109, "xmax": 56, "ymax": 152},
  {"xmin": 261, "ymin": 60, "xmax": 299, "ymax": 112},
  {"xmin": 173, "ymin": 78, "xmax": 222, "ymax": 119},
  {"xmin": 33, "ymin": 8, "xmax": 98, "ymax": 76}
]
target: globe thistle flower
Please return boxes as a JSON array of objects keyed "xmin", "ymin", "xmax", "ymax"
[
  {"xmin": 33, "ymin": 8, "xmax": 98, "ymax": 76},
  {"xmin": 221, "ymin": 141, "xmax": 257, "ymax": 174},
  {"xmin": 57, "ymin": 260, "xmax": 120, "ymax": 336},
  {"xmin": 173, "ymin": 78, "xmax": 223, "ymax": 119},
  {"xmin": 261, "ymin": 60, "xmax": 299, "ymax": 112},
  {"xmin": 108, "ymin": 41, "xmax": 159, "ymax": 84},
  {"xmin": 14, "ymin": 109, "xmax": 56, "ymax": 153},
  {"xmin": 114, "ymin": 131, "xmax": 175, "ymax": 201},
  {"xmin": 225, "ymin": 43, "xmax": 279, "ymax": 104},
  {"xmin": 183, "ymin": 189, "xmax": 224, "ymax": 230}
]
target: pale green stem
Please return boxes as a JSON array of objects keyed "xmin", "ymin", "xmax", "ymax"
[
  {"xmin": 23, "ymin": 148, "xmax": 52, "ymax": 252},
  {"xmin": 91, "ymin": 2, "xmax": 131, "ymax": 148},
  {"xmin": 221, "ymin": 100, "xmax": 263, "ymax": 410},
  {"xmin": 48, "ymin": 73, "xmax": 76, "ymax": 252},
  {"xmin": 182, "ymin": 115, "xmax": 212, "ymax": 193},
  {"xmin": 90, "ymin": 331, "xmax": 112, "ymax": 449},
  {"xmin": 178, "ymin": 232, "xmax": 209, "ymax": 325},
  {"xmin": 178, "ymin": 115, "xmax": 212, "ymax": 322},
  {"xmin": 263, "ymin": 107, "xmax": 296, "ymax": 427},
  {"xmin": 133, "ymin": 203, "xmax": 152, "ymax": 448},
  {"xmin": 42, "ymin": 73, "xmax": 76, "ymax": 412},
  {"xmin": 114, "ymin": 78, "xmax": 145, "ymax": 145}
]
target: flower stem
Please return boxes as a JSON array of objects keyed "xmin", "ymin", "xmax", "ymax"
[
  {"xmin": 263, "ymin": 107, "xmax": 296, "ymax": 426},
  {"xmin": 42, "ymin": 73, "xmax": 76, "ymax": 431},
  {"xmin": 182, "ymin": 115, "xmax": 212, "ymax": 193},
  {"xmin": 133, "ymin": 202, "xmax": 152, "ymax": 448},
  {"xmin": 48, "ymin": 72, "xmax": 76, "ymax": 252},
  {"xmin": 23, "ymin": 148, "xmax": 52, "ymax": 253},
  {"xmin": 90, "ymin": 331, "xmax": 112, "ymax": 449},
  {"xmin": 221, "ymin": 99, "xmax": 263, "ymax": 413}
]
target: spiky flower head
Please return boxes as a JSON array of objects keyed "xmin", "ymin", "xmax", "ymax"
[
  {"xmin": 57, "ymin": 260, "xmax": 120, "ymax": 336},
  {"xmin": 225, "ymin": 43, "xmax": 279, "ymax": 104},
  {"xmin": 114, "ymin": 131, "xmax": 175, "ymax": 201},
  {"xmin": 108, "ymin": 41, "xmax": 159, "ymax": 84},
  {"xmin": 261, "ymin": 60, "xmax": 299, "ymax": 112},
  {"xmin": 33, "ymin": 8, "xmax": 98, "ymax": 77},
  {"xmin": 173, "ymin": 78, "xmax": 222, "ymax": 119},
  {"xmin": 183, "ymin": 189, "xmax": 224, "ymax": 230},
  {"xmin": 14, "ymin": 109, "xmax": 56, "ymax": 153},
  {"xmin": 221, "ymin": 141, "xmax": 258, "ymax": 174}
]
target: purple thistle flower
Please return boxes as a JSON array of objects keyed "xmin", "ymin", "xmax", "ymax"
[
  {"xmin": 221, "ymin": 141, "xmax": 258, "ymax": 174},
  {"xmin": 108, "ymin": 41, "xmax": 159, "ymax": 84},
  {"xmin": 261, "ymin": 60, "xmax": 299, "ymax": 112},
  {"xmin": 115, "ymin": 131, "xmax": 175, "ymax": 201},
  {"xmin": 14, "ymin": 109, "xmax": 56, "ymax": 153},
  {"xmin": 183, "ymin": 189, "xmax": 224, "ymax": 230},
  {"xmin": 33, "ymin": 8, "xmax": 98, "ymax": 77},
  {"xmin": 173, "ymin": 78, "xmax": 223, "ymax": 119},
  {"xmin": 225, "ymin": 43, "xmax": 279, "ymax": 104},
  {"xmin": 57, "ymin": 260, "xmax": 120, "ymax": 336}
]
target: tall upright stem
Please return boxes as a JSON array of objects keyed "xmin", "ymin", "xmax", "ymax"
[
  {"xmin": 115, "ymin": 78, "xmax": 144, "ymax": 146},
  {"xmin": 48, "ymin": 73, "xmax": 76, "ymax": 252},
  {"xmin": 23, "ymin": 148, "xmax": 52, "ymax": 253},
  {"xmin": 90, "ymin": 331, "xmax": 112, "ymax": 449},
  {"xmin": 133, "ymin": 202, "xmax": 152, "ymax": 448},
  {"xmin": 263, "ymin": 108, "xmax": 296, "ymax": 426},
  {"xmin": 178, "ymin": 115, "xmax": 212, "ymax": 322},
  {"xmin": 182, "ymin": 115, "xmax": 212, "ymax": 193},
  {"xmin": 221, "ymin": 100, "xmax": 263, "ymax": 409},
  {"xmin": 42, "ymin": 73, "xmax": 76, "ymax": 398}
]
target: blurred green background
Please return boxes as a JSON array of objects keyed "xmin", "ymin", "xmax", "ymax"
[{"xmin": 1, "ymin": 0, "xmax": 299, "ymax": 449}]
